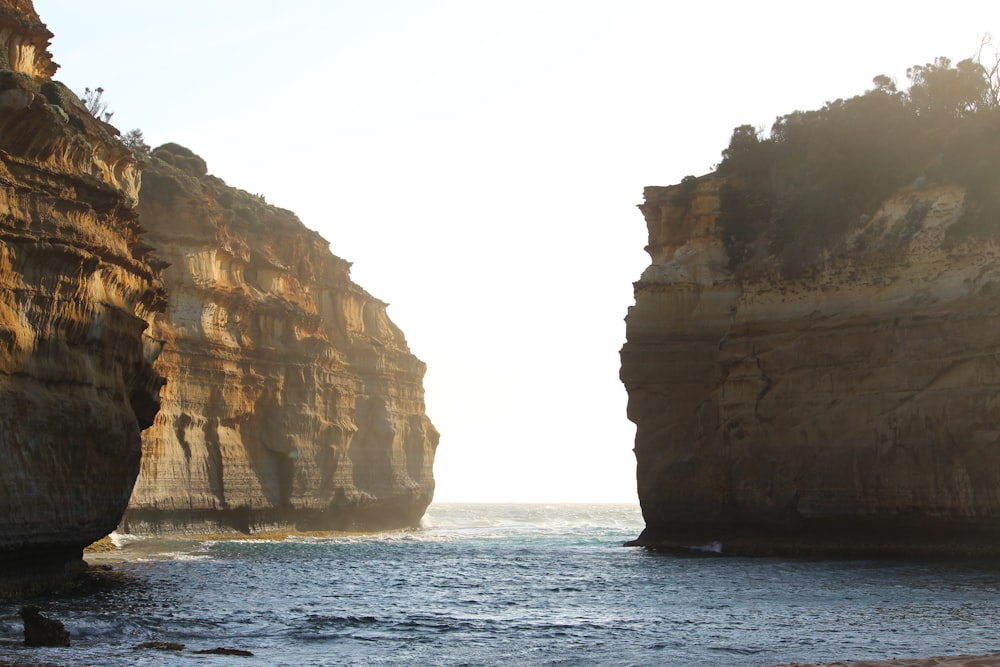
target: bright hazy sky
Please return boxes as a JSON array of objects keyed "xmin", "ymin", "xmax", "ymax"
[{"xmin": 35, "ymin": 1, "xmax": 997, "ymax": 502}]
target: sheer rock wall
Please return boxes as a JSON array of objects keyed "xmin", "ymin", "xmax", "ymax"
[
  {"xmin": 122, "ymin": 144, "xmax": 438, "ymax": 534},
  {"xmin": 621, "ymin": 176, "xmax": 1000, "ymax": 555},
  {"xmin": 0, "ymin": 0, "xmax": 164, "ymax": 573}
]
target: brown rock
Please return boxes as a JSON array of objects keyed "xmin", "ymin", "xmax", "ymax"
[
  {"xmin": 192, "ymin": 647, "xmax": 254, "ymax": 656},
  {"xmin": 0, "ymin": 1, "xmax": 58, "ymax": 79},
  {"xmin": 0, "ymin": 0, "xmax": 164, "ymax": 574},
  {"xmin": 20, "ymin": 606, "xmax": 70, "ymax": 647},
  {"xmin": 120, "ymin": 144, "xmax": 437, "ymax": 535},
  {"xmin": 621, "ymin": 176, "xmax": 1000, "ymax": 555},
  {"xmin": 134, "ymin": 641, "xmax": 185, "ymax": 651}
]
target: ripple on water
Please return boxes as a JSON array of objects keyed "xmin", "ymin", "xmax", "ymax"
[{"xmin": 4, "ymin": 504, "xmax": 1000, "ymax": 666}]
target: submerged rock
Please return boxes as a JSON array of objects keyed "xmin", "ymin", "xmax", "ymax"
[
  {"xmin": 134, "ymin": 641, "xmax": 185, "ymax": 651},
  {"xmin": 192, "ymin": 647, "xmax": 254, "ymax": 656}
]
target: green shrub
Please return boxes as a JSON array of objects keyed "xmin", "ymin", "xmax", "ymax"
[
  {"xmin": 715, "ymin": 51, "xmax": 1000, "ymax": 276},
  {"xmin": 39, "ymin": 81, "xmax": 67, "ymax": 108}
]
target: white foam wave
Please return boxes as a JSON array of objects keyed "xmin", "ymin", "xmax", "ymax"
[
  {"xmin": 133, "ymin": 551, "xmax": 214, "ymax": 562},
  {"xmin": 108, "ymin": 530, "xmax": 145, "ymax": 548}
]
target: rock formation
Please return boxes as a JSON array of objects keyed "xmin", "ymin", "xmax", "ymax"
[
  {"xmin": 0, "ymin": 0, "xmax": 164, "ymax": 575},
  {"xmin": 121, "ymin": 143, "xmax": 438, "ymax": 534},
  {"xmin": 621, "ymin": 176, "xmax": 1000, "ymax": 555},
  {"xmin": 20, "ymin": 606, "xmax": 71, "ymax": 647}
]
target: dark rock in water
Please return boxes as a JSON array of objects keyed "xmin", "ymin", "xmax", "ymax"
[
  {"xmin": 192, "ymin": 647, "xmax": 255, "ymax": 656},
  {"xmin": 20, "ymin": 606, "xmax": 70, "ymax": 647},
  {"xmin": 134, "ymin": 641, "xmax": 185, "ymax": 651}
]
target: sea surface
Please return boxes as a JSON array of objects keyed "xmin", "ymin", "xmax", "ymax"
[{"xmin": 2, "ymin": 503, "xmax": 1000, "ymax": 666}]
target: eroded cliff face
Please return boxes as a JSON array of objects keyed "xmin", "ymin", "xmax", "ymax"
[
  {"xmin": 621, "ymin": 176, "xmax": 1000, "ymax": 555},
  {"xmin": 123, "ymin": 144, "xmax": 438, "ymax": 534},
  {"xmin": 0, "ymin": 1, "xmax": 164, "ymax": 572}
]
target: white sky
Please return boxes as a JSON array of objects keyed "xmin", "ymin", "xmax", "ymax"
[{"xmin": 34, "ymin": 1, "xmax": 997, "ymax": 502}]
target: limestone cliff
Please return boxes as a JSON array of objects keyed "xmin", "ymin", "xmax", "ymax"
[
  {"xmin": 122, "ymin": 144, "xmax": 438, "ymax": 534},
  {"xmin": 621, "ymin": 176, "xmax": 1000, "ymax": 555},
  {"xmin": 0, "ymin": 0, "xmax": 164, "ymax": 573}
]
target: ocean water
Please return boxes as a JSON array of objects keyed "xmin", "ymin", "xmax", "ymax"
[{"xmin": 2, "ymin": 503, "xmax": 1000, "ymax": 666}]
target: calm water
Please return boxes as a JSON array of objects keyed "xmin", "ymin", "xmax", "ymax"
[{"xmin": 2, "ymin": 503, "xmax": 1000, "ymax": 666}]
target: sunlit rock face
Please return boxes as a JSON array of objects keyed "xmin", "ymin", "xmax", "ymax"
[
  {"xmin": 122, "ymin": 144, "xmax": 438, "ymax": 534},
  {"xmin": 0, "ymin": 0, "xmax": 57, "ymax": 79},
  {"xmin": 621, "ymin": 176, "xmax": 1000, "ymax": 555},
  {"xmin": 0, "ymin": 0, "xmax": 164, "ymax": 572}
]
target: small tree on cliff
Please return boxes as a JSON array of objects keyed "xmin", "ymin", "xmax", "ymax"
[
  {"xmin": 79, "ymin": 86, "xmax": 150, "ymax": 156},
  {"xmin": 81, "ymin": 86, "xmax": 113, "ymax": 123},
  {"xmin": 120, "ymin": 128, "xmax": 150, "ymax": 155},
  {"xmin": 975, "ymin": 33, "xmax": 1000, "ymax": 109},
  {"xmin": 906, "ymin": 56, "xmax": 992, "ymax": 119}
]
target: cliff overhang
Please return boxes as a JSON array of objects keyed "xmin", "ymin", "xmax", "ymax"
[{"xmin": 0, "ymin": 0, "xmax": 164, "ymax": 582}]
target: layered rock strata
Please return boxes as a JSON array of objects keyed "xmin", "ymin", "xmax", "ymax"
[
  {"xmin": 0, "ymin": 0, "xmax": 164, "ymax": 574},
  {"xmin": 621, "ymin": 177, "xmax": 1000, "ymax": 555},
  {"xmin": 122, "ymin": 144, "xmax": 438, "ymax": 534}
]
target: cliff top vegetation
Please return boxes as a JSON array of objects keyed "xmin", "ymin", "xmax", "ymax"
[{"xmin": 715, "ymin": 39, "xmax": 1000, "ymax": 277}]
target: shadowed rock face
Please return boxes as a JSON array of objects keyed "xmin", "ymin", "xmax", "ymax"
[
  {"xmin": 122, "ymin": 144, "xmax": 438, "ymax": 534},
  {"xmin": 0, "ymin": 0, "xmax": 164, "ymax": 573},
  {"xmin": 621, "ymin": 177, "xmax": 1000, "ymax": 556}
]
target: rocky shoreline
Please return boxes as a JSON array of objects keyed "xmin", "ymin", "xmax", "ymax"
[{"xmin": 626, "ymin": 519, "xmax": 1000, "ymax": 558}]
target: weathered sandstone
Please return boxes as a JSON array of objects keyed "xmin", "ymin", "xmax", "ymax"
[
  {"xmin": 0, "ymin": 0, "xmax": 164, "ymax": 574},
  {"xmin": 621, "ymin": 176, "xmax": 1000, "ymax": 555},
  {"xmin": 122, "ymin": 144, "xmax": 438, "ymax": 534}
]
